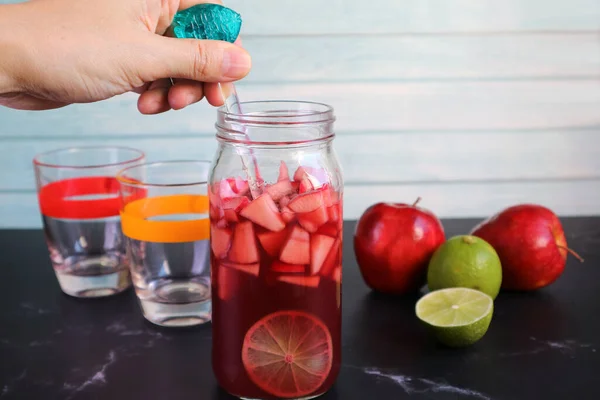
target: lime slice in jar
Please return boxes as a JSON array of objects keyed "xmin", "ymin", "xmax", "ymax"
[{"xmin": 242, "ymin": 310, "xmax": 333, "ymax": 398}]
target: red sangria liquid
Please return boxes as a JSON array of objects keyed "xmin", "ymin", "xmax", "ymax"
[{"xmin": 210, "ymin": 162, "xmax": 342, "ymax": 400}]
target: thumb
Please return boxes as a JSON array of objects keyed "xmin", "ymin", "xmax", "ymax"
[{"xmin": 140, "ymin": 35, "xmax": 252, "ymax": 83}]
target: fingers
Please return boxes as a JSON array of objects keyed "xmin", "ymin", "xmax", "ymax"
[
  {"xmin": 168, "ymin": 79, "xmax": 205, "ymax": 110},
  {"xmin": 137, "ymin": 78, "xmax": 208, "ymax": 114},
  {"xmin": 200, "ymin": 38, "xmax": 244, "ymax": 107},
  {"xmin": 141, "ymin": 35, "xmax": 251, "ymax": 84},
  {"xmin": 139, "ymin": 1, "xmax": 248, "ymax": 113},
  {"xmin": 137, "ymin": 79, "xmax": 171, "ymax": 115},
  {"xmin": 204, "ymin": 82, "xmax": 225, "ymax": 107},
  {"xmin": 131, "ymin": 83, "xmax": 150, "ymax": 95}
]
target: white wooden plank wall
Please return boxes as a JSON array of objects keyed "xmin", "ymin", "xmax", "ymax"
[{"xmin": 0, "ymin": 0, "xmax": 599, "ymax": 228}]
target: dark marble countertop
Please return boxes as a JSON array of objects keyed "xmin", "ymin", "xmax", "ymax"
[{"xmin": 1, "ymin": 218, "xmax": 600, "ymax": 400}]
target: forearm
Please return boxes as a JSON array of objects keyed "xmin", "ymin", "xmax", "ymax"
[{"xmin": 0, "ymin": 3, "xmax": 29, "ymax": 96}]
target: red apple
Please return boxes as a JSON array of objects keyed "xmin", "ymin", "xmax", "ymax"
[
  {"xmin": 353, "ymin": 198, "xmax": 445, "ymax": 295},
  {"xmin": 470, "ymin": 204, "xmax": 583, "ymax": 291}
]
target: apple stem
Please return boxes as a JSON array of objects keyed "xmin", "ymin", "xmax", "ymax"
[
  {"xmin": 412, "ymin": 197, "xmax": 422, "ymax": 207},
  {"xmin": 557, "ymin": 245, "xmax": 584, "ymax": 263}
]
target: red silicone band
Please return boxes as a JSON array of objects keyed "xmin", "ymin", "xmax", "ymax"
[{"xmin": 38, "ymin": 176, "xmax": 144, "ymax": 219}]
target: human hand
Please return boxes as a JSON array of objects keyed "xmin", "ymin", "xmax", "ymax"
[{"xmin": 0, "ymin": 0, "xmax": 251, "ymax": 114}]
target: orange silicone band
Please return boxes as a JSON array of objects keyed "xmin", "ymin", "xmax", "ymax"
[{"xmin": 121, "ymin": 194, "xmax": 210, "ymax": 243}]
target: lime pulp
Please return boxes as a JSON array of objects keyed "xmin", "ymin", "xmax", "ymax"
[{"xmin": 415, "ymin": 287, "xmax": 494, "ymax": 347}]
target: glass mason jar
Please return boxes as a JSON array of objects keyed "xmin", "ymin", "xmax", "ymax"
[{"xmin": 209, "ymin": 101, "xmax": 343, "ymax": 400}]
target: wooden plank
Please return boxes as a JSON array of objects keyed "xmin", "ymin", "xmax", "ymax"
[
  {"xmin": 2, "ymin": 130, "xmax": 599, "ymax": 190},
  {"xmin": 1, "ymin": 192, "xmax": 43, "ymax": 229},
  {"xmin": 226, "ymin": 0, "xmax": 600, "ymax": 34},
  {"xmin": 4, "ymin": 179, "xmax": 599, "ymax": 228},
  {"xmin": 336, "ymin": 130, "xmax": 600, "ymax": 183},
  {"xmin": 243, "ymin": 34, "xmax": 600, "ymax": 83},
  {"xmin": 3, "ymin": 0, "xmax": 599, "ymax": 32},
  {"xmin": 341, "ymin": 179, "xmax": 600, "ymax": 219},
  {"xmin": 1, "ymin": 137, "xmax": 219, "ymax": 191},
  {"xmin": 1, "ymin": 80, "xmax": 599, "ymax": 137}
]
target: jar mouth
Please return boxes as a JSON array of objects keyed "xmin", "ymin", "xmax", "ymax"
[{"xmin": 216, "ymin": 100, "xmax": 335, "ymax": 146}]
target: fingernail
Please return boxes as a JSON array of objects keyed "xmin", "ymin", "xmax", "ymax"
[{"xmin": 222, "ymin": 48, "xmax": 251, "ymax": 79}]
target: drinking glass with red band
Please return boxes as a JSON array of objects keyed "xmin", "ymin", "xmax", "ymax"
[{"xmin": 33, "ymin": 146, "xmax": 145, "ymax": 298}]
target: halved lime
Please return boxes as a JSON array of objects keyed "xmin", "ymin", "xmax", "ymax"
[{"xmin": 415, "ymin": 287, "xmax": 493, "ymax": 347}]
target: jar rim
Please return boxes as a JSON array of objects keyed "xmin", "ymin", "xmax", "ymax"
[
  {"xmin": 216, "ymin": 100, "xmax": 336, "ymax": 146},
  {"xmin": 217, "ymin": 100, "xmax": 334, "ymax": 121}
]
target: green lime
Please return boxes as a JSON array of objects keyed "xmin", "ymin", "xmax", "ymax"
[
  {"xmin": 427, "ymin": 235, "xmax": 502, "ymax": 299},
  {"xmin": 415, "ymin": 287, "xmax": 493, "ymax": 347}
]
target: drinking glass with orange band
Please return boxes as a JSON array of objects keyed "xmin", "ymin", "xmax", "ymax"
[
  {"xmin": 117, "ymin": 160, "xmax": 212, "ymax": 327},
  {"xmin": 33, "ymin": 146, "xmax": 145, "ymax": 298}
]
